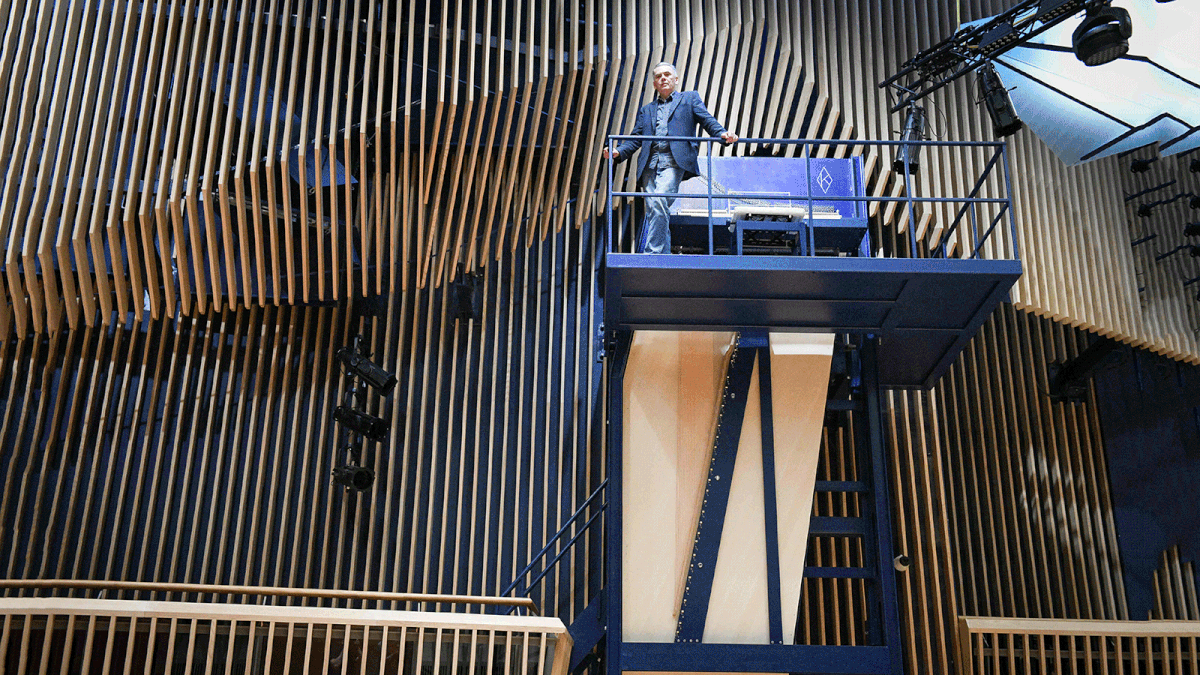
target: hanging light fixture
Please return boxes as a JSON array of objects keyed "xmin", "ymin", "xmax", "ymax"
[
  {"xmin": 333, "ymin": 406, "xmax": 388, "ymax": 443},
  {"xmin": 337, "ymin": 338, "xmax": 397, "ymax": 397},
  {"xmin": 1072, "ymin": 3, "xmax": 1132, "ymax": 66},
  {"xmin": 332, "ymin": 464, "xmax": 375, "ymax": 491},
  {"xmin": 978, "ymin": 62, "xmax": 1024, "ymax": 137},
  {"xmin": 893, "ymin": 104, "xmax": 927, "ymax": 174}
]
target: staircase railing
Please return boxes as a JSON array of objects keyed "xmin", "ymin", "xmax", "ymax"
[{"xmin": 501, "ymin": 479, "xmax": 608, "ymax": 613}]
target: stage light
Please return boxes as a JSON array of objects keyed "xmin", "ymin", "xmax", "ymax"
[
  {"xmin": 1072, "ymin": 4, "xmax": 1132, "ymax": 66},
  {"xmin": 1190, "ymin": 196, "xmax": 1200, "ymax": 210},
  {"xmin": 332, "ymin": 464, "xmax": 375, "ymax": 491},
  {"xmin": 337, "ymin": 341, "xmax": 397, "ymax": 396},
  {"xmin": 451, "ymin": 274, "xmax": 481, "ymax": 321},
  {"xmin": 334, "ymin": 406, "xmax": 388, "ymax": 442},
  {"xmin": 1130, "ymin": 158, "xmax": 1155, "ymax": 173},
  {"xmin": 1191, "ymin": 245, "xmax": 1200, "ymax": 258},
  {"xmin": 1137, "ymin": 204, "xmax": 1154, "ymax": 218},
  {"xmin": 978, "ymin": 63, "xmax": 1023, "ymax": 137},
  {"xmin": 893, "ymin": 104, "xmax": 926, "ymax": 175},
  {"xmin": 1191, "ymin": 159, "xmax": 1200, "ymax": 173},
  {"xmin": 1186, "ymin": 223, "xmax": 1200, "ymax": 237}
]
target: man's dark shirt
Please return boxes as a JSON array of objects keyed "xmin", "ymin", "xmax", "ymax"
[{"xmin": 651, "ymin": 93, "xmax": 674, "ymax": 155}]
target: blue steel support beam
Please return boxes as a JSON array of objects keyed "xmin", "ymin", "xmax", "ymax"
[
  {"xmin": 675, "ymin": 333, "xmax": 760, "ymax": 643},
  {"xmin": 860, "ymin": 338, "xmax": 905, "ymax": 675},
  {"xmin": 605, "ymin": 330, "xmax": 633, "ymax": 675},
  {"xmin": 622, "ymin": 643, "xmax": 892, "ymax": 674},
  {"xmin": 756, "ymin": 344, "xmax": 784, "ymax": 645}
]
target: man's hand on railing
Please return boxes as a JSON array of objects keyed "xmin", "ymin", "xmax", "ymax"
[
  {"xmin": 602, "ymin": 147, "xmax": 618, "ymax": 160},
  {"xmin": 721, "ymin": 131, "xmax": 738, "ymax": 144}
]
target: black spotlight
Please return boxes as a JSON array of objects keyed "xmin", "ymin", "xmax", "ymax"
[
  {"xmin": 334, "ymin": 406, "xmax": 388, "ymax": 442},
  {"xmin": 332, "ymin": 464, "xmax": 375, "ymax": 491},
  {"xmin": 1191, "ymin": 245, "xmax": 1200, "ymax": 258},
  {"xmin": 1190, "ymin": 196, "xmax": 1200, "ymax": 210},
  {"xmin": 1073, "ymin": 4, "xmax": 1132, "ymax": 66},
  {"xmin": 1130, "ymin": 157, "xmax": 1155, "ymax": 173},
  {"xmin": 1186, "ymin": 223, "xmax": 1200, "ymax": 237},
  {"xmin": 337, "ymin": 342, "xmax": 397, "ymax": 396},
  {"xmin": 450, "ymin": 274, "xmax": 481, "ymax": 321},
  {"xmin": 1191, "ymin": 159, "xmax": 1200, "ymax": 173},
  {"xmin": 978, "ymin": 63, "xmax": 1023, "ymax": 137},
  {"xmin": 1137, "ymin": 203, "xmax": 1154, "ymax": 218},
  {"xmin": 893, "ymin": 104, "xmax": 927, "ymax": 174}
]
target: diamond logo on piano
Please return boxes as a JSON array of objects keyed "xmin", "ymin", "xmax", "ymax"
[{"xmin": 816, "ymin": 167, "xmax": 834, "ymax": 193}]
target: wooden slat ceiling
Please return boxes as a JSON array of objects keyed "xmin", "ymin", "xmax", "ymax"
[{"xmin": 1, "ymin": 0, "xmax": 1197, "ymax": 364}]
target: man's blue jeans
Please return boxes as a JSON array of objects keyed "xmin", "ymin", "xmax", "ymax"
[{"xmin": 638, "ymin": 154, "xmax": 684, "ymax": 254}]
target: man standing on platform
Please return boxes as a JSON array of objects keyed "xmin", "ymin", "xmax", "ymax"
[{"xmin": 603, "ymin": 63, "xmax": 738, "ymax": 253}]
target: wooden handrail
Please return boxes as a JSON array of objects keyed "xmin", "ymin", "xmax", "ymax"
[
  {"xmin": 0, "ymin": 580, "xmax": 539, "ymax": 616},
  {"xmin": 958, "ymin": 616, "xmax": 1200, "ymax": 637},
  {"xmin": 956, "ymin": 616, "xmax": 1200, "ymax": 675}
]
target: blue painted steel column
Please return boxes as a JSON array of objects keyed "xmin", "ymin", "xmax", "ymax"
[
  {"xmin": 605, "ymin": 330, "xmax": 633, "ymax": 675},
  {"xmin": 757, "ymin": 344, "xmax": 784, "ymax": 645},
  {"xmin": 676, "ymin": 332, "xmax": 762, "ymax": 643},
  {"xmin": 860, "ymin": 337, "xmax": 904, "ymax": 675}
]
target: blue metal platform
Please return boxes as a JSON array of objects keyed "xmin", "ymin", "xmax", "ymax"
[
  {"xmin": 604, "ymin": 253, "xmax": 1020, "ymax": 388},
  {"xmin": 601, "ymin": 138, "xmax": 1022, "ymax": 675},
  {"xmin": 603, "ymin": 137, "xmax": 1023, "ymax": 389}
]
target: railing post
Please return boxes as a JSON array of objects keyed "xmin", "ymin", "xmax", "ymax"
[
  {"xmin": 805, "ymin": 141, "xmax": 815, "ymax": 256},
  {"xmin": 905, "ymin": 147, "xmax": 918, "ymax": 259},
  {"xmin": 969, "ymin": 202, "xmax": 979, "ymax": 259},
  {"xmin": 607, "ymin": 138, "xmax": 615, "ymax": 254},
  {"xmin": 1001, "ymin": 143, "xmax": 1020, "ymax": 261},
  {"xmin": 707, "ymin": 139, "xmax": 714, "ymax": 255}
]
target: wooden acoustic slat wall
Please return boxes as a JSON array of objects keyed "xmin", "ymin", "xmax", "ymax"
[
  {"xmin": 2, "ymin": 0, "xmax": 1197, "ymax": 367},
  {"xmin": 1118, "ymin": 149, "xmax": 1200, "ymax": 363},
  {"xmin": 1151, "ymin": 547, "xmax": 1200, "ymax": 621},
  {"xmin": 0, "ymin": 218, "xmax": 605, "ymax": 625},
  {"xmin": 0, "ymin": 0, "xmax": 1192, "ymax": 672}
]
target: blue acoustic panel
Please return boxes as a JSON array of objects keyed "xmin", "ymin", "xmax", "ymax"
[{"xmin": 605, "ymin": 254, "xmax": 1021, "ymax": 388}]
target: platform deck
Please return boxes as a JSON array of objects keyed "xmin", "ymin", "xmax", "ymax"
[{"xmin": 604, "ymin": 253, "xmax": 1022, "ymax": 388}]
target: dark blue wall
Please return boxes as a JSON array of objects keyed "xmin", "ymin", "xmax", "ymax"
[{"xmin": 1093, "ymin": 345, "xmax": 1200, "ymax": 619}]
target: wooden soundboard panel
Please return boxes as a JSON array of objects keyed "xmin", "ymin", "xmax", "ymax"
[{"xmin": 622, "ymin": 331, "xmax": 833, "ymax": 647}]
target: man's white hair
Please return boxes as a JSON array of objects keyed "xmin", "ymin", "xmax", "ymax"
[{"xmin": 651, "ymin": 62, "xmax": 677, "ymax": 76}]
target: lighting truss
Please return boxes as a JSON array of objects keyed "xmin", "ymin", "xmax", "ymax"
[{"xmin": 880, "ymin": 0, "xmax": 1092, "ymax": 112}]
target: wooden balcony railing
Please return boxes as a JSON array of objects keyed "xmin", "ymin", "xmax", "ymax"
[
  {"xmin": 0, "ymin": 581, "xmax": 571, "ymax": 675},
  {"xmin": 957, "ymin": 616, "xmax": 1200, "ymax": 675}
]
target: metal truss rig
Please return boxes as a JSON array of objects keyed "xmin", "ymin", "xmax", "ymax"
[{"xmin": 879, "ymin": 0, "xmax": 1093, "ymax": 112}]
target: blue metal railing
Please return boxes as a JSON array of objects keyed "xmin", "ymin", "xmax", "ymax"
[
  {"xmin": 499, "ymin": 479, "xmax": 607, "ymax": 614},
  {"xmin": 604, "ymin": 136, "xmax": 1017, "ymax": 261}
]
